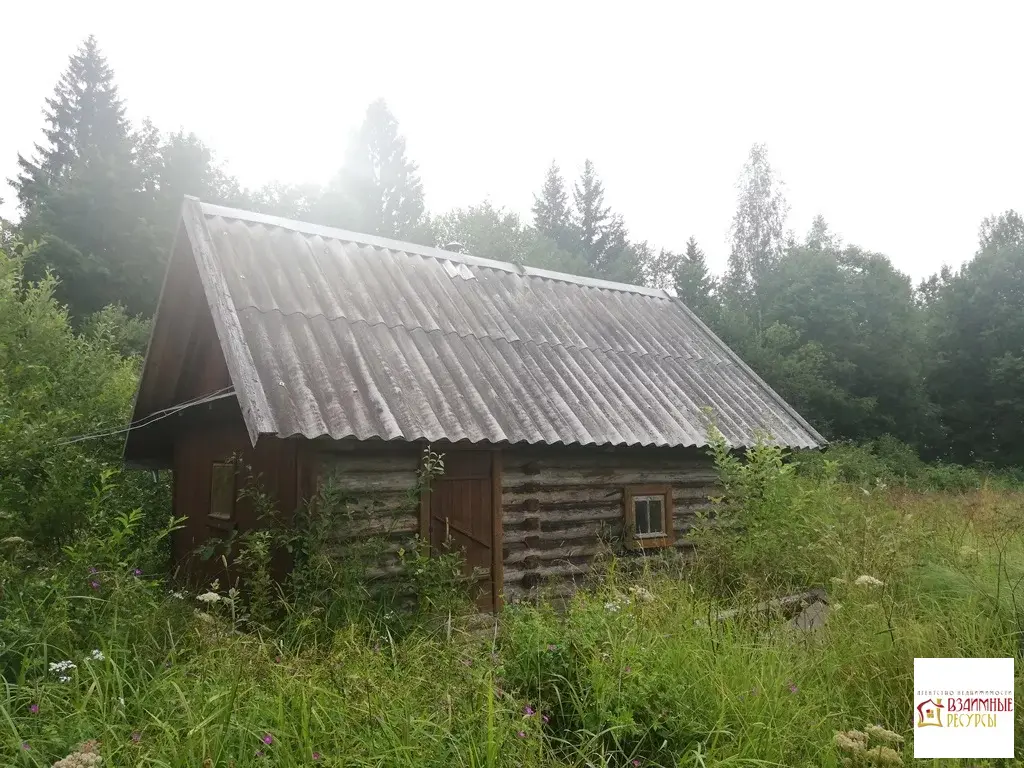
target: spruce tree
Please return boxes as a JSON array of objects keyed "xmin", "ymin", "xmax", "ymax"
[
  {"xmin": 674, "ymin": 236, "xmax": 717, "ymax": 320},
  {"xmin": 566, "ymin": 160, "xmax": 639, "ymax": 280},
  {"xmin": 315, "ymin": 99, "xmax": 429, "ymax": 242},
  {"xmin": 13, "ymin": 36, "xmax": 162, "ymax": 318},
  {"xmin": 572, "ymin": 159, "xmax": 611, "ymax": 261},
  {"xmin": 14, "ymin": 35, "xmax": 131, "ymax": 210},
  {"xmin": 532, "ymin": 161, "xmax": 570, "ymax": 245}
]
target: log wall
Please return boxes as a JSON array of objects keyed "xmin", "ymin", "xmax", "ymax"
[
  {"xmin": 501, "ymin": 445, "xmax": 717, "ymax": 603},
  {"xmin": 306, "ymin": 441, "xmax": 718, "ymax": 607},
  {"xmin": 311, "ymin": 442, "xmax": 423, "ymax": 583}
]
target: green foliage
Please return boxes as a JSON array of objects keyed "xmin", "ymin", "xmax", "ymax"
[
  {"xmin": 690, "ymin": 427, "xmax": 840, "ymax": 594},
  {"xmin": 568, "ymin": 160, "xmax": 641, "ymax": 282},
  {"xmin": 673, "ymin": 236, "xmax": 717, "ymax": 322},
  {"xmin": 6, "ymin": 469, "xmax": 1024, "ymax": 765},
  {"xmin": 756, "ymin": 243, "xmax": 931, "ymax": 442},
  {"xmin": 0, "ymin": 244, "xmax": 166, "ymax": 547},
  {"xmin": 925, "ymin": 232, "xmax": 1024, "ymax": 466},
  {"xmin": 433, "ymin": 201, "xmax": 590, "ymax": 274},
  {"xmin": 79, "ymin": 304, "xmax": 151, "ymax": 357},
  {"xmin": 798, "ymin": 437, "xmax": 1023, "ymax": 493}
]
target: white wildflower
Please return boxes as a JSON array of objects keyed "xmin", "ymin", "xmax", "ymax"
[
  {"xmin": 88, "ymin": 649, "xmax": 105, "ymax": 662},
  {"xmin": 604, "ymin": 602, "xmax": 621, "ymax": 613},
  {"xmin": 49, "ymin": 659, "xmax": 77, "ymax": 683},
  {"xmin": 834, "ymin": 730, "xmax": 868, "ymax": 753},
  {"xmin": 628, "ymin": 585, "xmax": 655, "ymax": 603},
  {"xmin": 854, "ymin": 575, "xmax": 884, "ymax": 588},
  {"xmin": 867, "ymin": 745, "xmax": 903, "ymax": 766},
  {"xmin": 864, "ymin": 724, "xmax": 904, "ymax": 745},
  {"xmin": 52, "ymin": 739, "xmax": 103, "ymax": 768},
  {"xmin": 194, "ymin": 611, "xmax": 215, "ymax": 623},
  {"xmin": 196, "ymin": 591, "xmax": 221, "ymax": 604},
  {"xmin": 170, "ymin": 591, "xmax": 186, "ymax": 600}
]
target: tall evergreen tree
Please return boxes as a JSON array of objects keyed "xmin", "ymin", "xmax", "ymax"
[
  {"xmin": 314, "ymin": 99, "xmax": 429, "ymax": 242},
  {"xmin": 13, "ymin": 36, "xmax": 131, "ymax": 211},
  {"xmin": 567, "ymin": 160, "xmax": 638, "ymax": 280},
  {"xmin": 723, "ymin": 143, "xmax": 789, "ymax": 324},
  {"xmin": 572, "ymin": 160, "xmax": 611, "ymax": 262},
  {"xmin": 674, "ymin": 236, "xmax": 717, "ymax": 320},
  {"xmin": 532, "ymin": 161, "xmax": 571, "ymax": 246},
  {"xmin": 13, "ymin": 36, "xmax": 163, "ymax": 318}
]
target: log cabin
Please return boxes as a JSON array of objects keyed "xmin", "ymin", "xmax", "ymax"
[{"xmin": 124, "ymin": 197, "xmax": 823, "ymax": 610}]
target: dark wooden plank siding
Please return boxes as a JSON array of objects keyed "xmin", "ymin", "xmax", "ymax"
[
  {"xmin": 172, "ymin": 422, "xmax": 299, "ymax": 583},
  {"xmin": 501, "ymin": 445, "xmax": 717, "ymax": 603}
]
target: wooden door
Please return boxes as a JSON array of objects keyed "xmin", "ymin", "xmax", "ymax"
[{"xmin": 428, "ymin": 450, "xmax": 502, "ymax": 612}]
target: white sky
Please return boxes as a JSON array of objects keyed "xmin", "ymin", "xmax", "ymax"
[{"xmin": 2, "ymin": 0, "xmax": 1022, "ymax": 280}]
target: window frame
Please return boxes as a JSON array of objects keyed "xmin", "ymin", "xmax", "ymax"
[
  {"xmin": 623, "ymin": 484, "xmax": 675, "ymax": 550},
  {"xmin": 209, "ymin": 461, "xmax": 237, "ymax": 522}
]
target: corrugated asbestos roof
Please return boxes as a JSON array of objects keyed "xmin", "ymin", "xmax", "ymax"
[{"xmin": 176, "ymin": 198, "xmax": 824, "ymax": 449}]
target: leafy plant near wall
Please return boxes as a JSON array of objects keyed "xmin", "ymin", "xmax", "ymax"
[
  {"xmin": 690, "ymin": 426, "xmax": 841, "ymax": 595},
  {"xmin": 197, "ymin": 445, "xmax": 473, "ymax": 644}
]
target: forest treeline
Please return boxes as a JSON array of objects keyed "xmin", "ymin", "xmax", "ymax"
[{"xmin": 4, "ymin": 37, "xmax": 1023, "ymax": 467}]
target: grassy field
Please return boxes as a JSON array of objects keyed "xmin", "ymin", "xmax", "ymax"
[{"xmin": 3, "ymin": 447, "xmax": 1024, "ymax": 766}]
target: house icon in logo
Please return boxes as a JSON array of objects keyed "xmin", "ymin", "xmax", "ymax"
[{"xmin": 917, "ymin": 698, "xmax": 944, "ymax": 727}]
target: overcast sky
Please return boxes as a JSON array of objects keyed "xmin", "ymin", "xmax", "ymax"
[{"xmin": 3, "ymin": 1, "xmax": 1022, "ymax": 280}]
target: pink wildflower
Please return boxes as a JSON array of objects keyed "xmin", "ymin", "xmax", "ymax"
[
  {"xmin": 787, "ymin": 681, "xmax": 798, "ymax": 694},
  {"xmin": 90, "ymin": 580, "xmax": 101, "ymax": 590},
  {"xmin": 262, "ymin": 733, "xmax": 274, "ymax": 745},
  {"xmin": 632, "ymin": 760, "xmax": 641, "ymax": 767},
  {"xmin": 29, "ymin": 703, "xmax": 39, "ymax": 714},
  {"xmin": 312, "ymin": 751, "xmax": 322, "ymax": 761},
  {"xmin": 21, "ymin": 742, "xmax": 30, "ymax": 751},
  {"xmin": 517, "ymin": 730, "xmax": 526, "ymax": 738},
  {"xmin": 523, "ymin": 705, "xmax": 535, "ymax": 717}
]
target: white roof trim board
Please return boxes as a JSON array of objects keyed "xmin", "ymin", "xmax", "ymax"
[{"xmin": 172, "ymin": 197, "xmax": 824, "ymax": 449}]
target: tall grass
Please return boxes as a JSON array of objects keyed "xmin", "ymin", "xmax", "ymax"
[{"xmin": 3, "ymin": 453, "xmax": 1024, "ymax": 765}]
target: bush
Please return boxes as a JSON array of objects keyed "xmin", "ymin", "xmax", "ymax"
[
  {"xmin": 796, "ymin": 436, "xmax": 1022, "ymax": 493},
  {"xmin": 0, "ymin": 243, "xmax": 167, "ymax": 548},
  {"xmin": 688, "ymin": 428, "xmax": 844, "ymax": 595}
]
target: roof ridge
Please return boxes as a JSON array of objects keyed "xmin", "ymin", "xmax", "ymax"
[
  {"xmin": 198, "ymin": 199, "xmax": 674, "ymax": 299},
  {"xmin": 234, "ymin": 304, "xmax": 725, "ymax": 369}
]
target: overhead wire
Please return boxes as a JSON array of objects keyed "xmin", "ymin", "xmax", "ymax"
[{"xmin": 53, "ymin": 386, "xmax": 237, "ymax": 446}]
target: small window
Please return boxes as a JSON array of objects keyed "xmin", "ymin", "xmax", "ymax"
[
  {"xmin": 209, "ymin": 462, "xmax": 236, "ymax": 521},
  {"xmin": 624, "ymin": 485, "xmax": 674, "ymax": 549}
]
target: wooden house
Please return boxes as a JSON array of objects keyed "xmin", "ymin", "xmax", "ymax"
[{"xmin": 124, "ymin": 198, "xmax": 823, "ymax": 610}]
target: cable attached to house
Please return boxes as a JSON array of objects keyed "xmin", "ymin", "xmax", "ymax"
[{"xmin": 53, "ymin": 386, "xmax": 237, "ymax": 446}]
